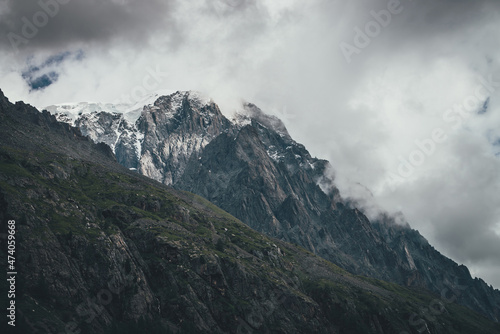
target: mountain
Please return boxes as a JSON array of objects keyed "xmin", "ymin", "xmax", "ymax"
[
  {"xmin": 4, "ymin": 90, "xmax": 500, "ymax": 333},
  {"xmin": 45, "ymin": 91, "xmax": 500, "ymax": 323},
  {"xmin": 45, "ymin": 91, "xmax": 229, "ymax": 183}
]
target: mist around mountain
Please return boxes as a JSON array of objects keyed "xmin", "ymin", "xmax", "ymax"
[{"xmin": 41, "ymin": 90, "xmax": 500, "ymax": 327}]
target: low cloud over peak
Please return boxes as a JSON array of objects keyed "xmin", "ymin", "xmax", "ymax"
[{"xmin": 1, "ymin": 0, "xmax": 500, "ymax": 289}]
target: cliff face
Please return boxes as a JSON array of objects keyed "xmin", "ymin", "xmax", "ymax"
[
  {"xmin": 137, "ymin": 92, "xmax": 232, "ymax": 185},
  {"xmin": 47, "ymin": 91, "xmax": 500, "ymax": 323}
]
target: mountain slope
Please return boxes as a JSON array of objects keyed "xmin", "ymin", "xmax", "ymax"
[
  {"xmin": 177, "ymin": 102, "xmax": 500, "ymax": 322},
  {"xmin": 46, "ymin": 91, "xmax": 500, "ymax": 323}
]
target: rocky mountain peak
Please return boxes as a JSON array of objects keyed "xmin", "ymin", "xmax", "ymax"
[
  {"xmin": 142, "ymin": 90, "xmax": 225, "ymax": 133},
  {"xmin": 0, "ymin": 89, "xmax": 10, "ymax": 112},
  {"xmin": 151, "ymin": 91, "xmax": 210, "ymax": 114},
  {"xmin": 136, "ymin": 91, "xmax": 231, "ymax": 185},
  {"xmin": 232, "ymin": 102, "xmax": 291, "ymax": 139}
]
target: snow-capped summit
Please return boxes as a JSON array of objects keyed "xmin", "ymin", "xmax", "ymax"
[
  {"xmin": 46, "ymin": 90, "xmax": 228, "ymax": 184},
  {"xmin": 44, "ymin": 90, "xmax": 175, "ymax": 125}
]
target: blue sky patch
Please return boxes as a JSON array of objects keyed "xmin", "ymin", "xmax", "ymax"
[{"xmin": 22, "ymin": 50, "xmax": 84, "ymax": 91}]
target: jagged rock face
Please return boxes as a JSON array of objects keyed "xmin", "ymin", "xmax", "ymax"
[
  {"xmin": 47, "ymin": 100, "xmax": 146, "ymax": 171},
  {"xmin": 74, "ymin": 112, "xmax": 142, "ymax": 169},
  {"xmin": 51, "ymin": 91, "xmax": 231, "ymax": 184},
  {"xmin": 178, "ymin": 108, "xmax": 410, "ymax": 284},
  {"xmin": 372, "ymin": 215, "xmax": 500, "ymax": 323},
  {"xmin": 49, "ymin": 91, "xmax": 500, "ymax": 323},
  {"xmin": 137, "ymin": 91, "xmax": 232, "ymax": 185}
]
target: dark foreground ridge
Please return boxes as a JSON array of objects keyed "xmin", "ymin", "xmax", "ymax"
[{"xmin": 1, "ymin": 90, "xmax": 499, "ymax": 333}]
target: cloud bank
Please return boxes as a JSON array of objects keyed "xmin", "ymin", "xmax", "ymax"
[{"xmin": 1, "ymin": 0, "xmax": 499, "ymax": 288}]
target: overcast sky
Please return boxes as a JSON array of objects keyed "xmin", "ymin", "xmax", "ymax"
[{"xmin": 1, "ymin": 0, "xmax": 500, "ymax": 289}]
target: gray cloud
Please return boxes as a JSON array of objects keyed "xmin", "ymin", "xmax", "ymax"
[
  {"xmin": 0, "ymin": 0, "xmax": 175, "ymax": 54},
  {"xmin": 0, "ymin": 0, "xmax": 499, "ymax": 289}
]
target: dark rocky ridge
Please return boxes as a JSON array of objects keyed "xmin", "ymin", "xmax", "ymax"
[{"xmin": 50, "ymin": 91, "xmax": 500, "ymax": 323}]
